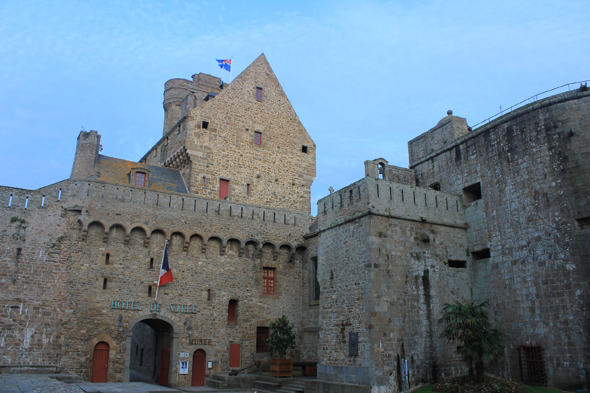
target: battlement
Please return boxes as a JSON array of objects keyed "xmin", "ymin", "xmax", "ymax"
[
  {"xmin": 0, "ymin": 178, "xmax": 311, "ymax": 247},
  {"xmin": 317, "ymin": 177, "xmax": 465, "ymax": 231}
]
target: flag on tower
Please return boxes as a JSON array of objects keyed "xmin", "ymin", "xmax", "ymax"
[
  {"xmin": 157, "ymin": 242, "xmax": 173, "ymax": 287},
  {"xmin": 216, "ymin": 58, "xmax": 232, "ymax": 72}
]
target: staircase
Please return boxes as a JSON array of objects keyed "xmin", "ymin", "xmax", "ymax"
[{"xmin": 277, "ymin": 379, "xmax": 306, "ymax": 393}]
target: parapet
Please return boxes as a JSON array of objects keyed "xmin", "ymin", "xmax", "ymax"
[
  {"xmin": 408, "ymin": 110, "xmax": 470, "ymax": 168},
  {"xmin": 364, "ymin": 158, "xmax": 415, "ymax": 186}
]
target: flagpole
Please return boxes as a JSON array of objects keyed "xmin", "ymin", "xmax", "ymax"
[
  {"xmin": 229, "ymin": 57, "xmax": 233, "ymax": 83},
  {"xmin": 154, "ymin": 240, "xmax": 168, "ymax": 302}
]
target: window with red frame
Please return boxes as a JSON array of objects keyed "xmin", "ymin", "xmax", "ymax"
[
  {"xmin": 135, "ymin": 172, "xmax": 146, "ymax": 187},
  {"xmin": 263, "ymin": 267, "xmax": 275, "ymax": 295},
  {"xmin": 228, "ymin": 299, "xmax": 237, "ymax": 324},
  {"xmin": 254, "ymin": 131, "xmax": 262, "ymax": 145},
  {"xmin": 256, "ymin": 327, "xmax": 269, "ymax": 353},
  {"xmin": 256, "ymin": 87, "xmax": 263, "ymax": 101}
]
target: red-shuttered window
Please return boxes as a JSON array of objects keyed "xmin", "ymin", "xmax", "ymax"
[
  {"xmin": 254, "ymin": 131, "xmax": 262, "ymax": 145},
  {"xmin": 256, "ymin": 87, "xmax": 263, "ymax": 101},
  {"xmin": 135, "ymin": 172, "xmax": 146, "ymax": 187},
  {"xmin": 263, "ymin": 267, "xmax": 275, "ymax": 295},
  {"xmin": 256, "ymin": 327, "xmax": 269, "ymax": 353},
  {"xmin": 219, "ymin": 179, "xmax": 229, "ymax": 199},
  {"xmin": 228, "ymin": 299, "xmax": 237, "ymax": 324},
  {"xmin": 230, "ymin": 344, "xmax": 240, "ymax": 368}
]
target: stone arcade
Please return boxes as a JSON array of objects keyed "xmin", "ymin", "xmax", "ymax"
[{"xmin": 1, "ymin": 55, "xmax": 588, "ymax": 392}]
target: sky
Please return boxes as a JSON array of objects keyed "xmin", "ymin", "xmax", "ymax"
[{"xmin": 0, "ymin": 0, "xmax": 588, "ymax": 214}]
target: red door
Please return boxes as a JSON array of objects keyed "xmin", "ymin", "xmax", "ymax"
[
  {"xmin": 91, "ymin": 342, "xmax": 109, "ymax": 382},
  {"xmin": 229, "ymin": 343, "xmax": 240, "ymax": 368},
  {"xmin": 159, "ymin": 347, "xmax": 170, "ymax": 386},
  {"xmin": 219, "ymin": 179, "xmax": 229, "ymax": 199},
  {"xmin": 192, "ymin": 349, "xmax": 206, "ymax": 386}
]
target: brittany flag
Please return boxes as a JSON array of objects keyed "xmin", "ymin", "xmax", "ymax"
[
  {"xmin": 216, "ymin": 58, "xmax": 232, "ymax": 72},
  {"xmin": 157, "ymin": 242, "xmax": 173, "ymax": 287}
]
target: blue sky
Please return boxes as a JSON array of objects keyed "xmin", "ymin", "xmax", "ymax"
[{"xmin": 0, "ymin": 0, "xmax": 588, "ymax": 214}]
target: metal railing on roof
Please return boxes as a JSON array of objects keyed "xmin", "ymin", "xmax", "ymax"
[{"xmin": 471, "ymin": 80, "xmax": 589, "ymax": 129}]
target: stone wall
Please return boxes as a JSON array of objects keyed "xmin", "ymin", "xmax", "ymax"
[
  {"xmin": 410, "ymin": 88, "xmax": 590, "ymax": 388},
  {"xmin": 315, "ymin": 176, "xmax": 470, "ymax": 392},
  {"xmin": 142, "ymin": 54, "xmax": 316, "ymax": 214}
]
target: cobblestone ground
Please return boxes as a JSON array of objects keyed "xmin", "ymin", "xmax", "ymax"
[{"xmin": 0, "ymin": 375, "xmax": 84, "ymax": 393}]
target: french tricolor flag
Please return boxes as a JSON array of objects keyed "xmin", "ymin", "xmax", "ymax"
[{"xmin": 157, "ymin": 242, "xmax": 173, "ymax": 287}]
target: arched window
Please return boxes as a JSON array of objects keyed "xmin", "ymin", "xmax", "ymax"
[{"xmin": 228, "ymin": 299, "xmax": 237, "ymax": 324}]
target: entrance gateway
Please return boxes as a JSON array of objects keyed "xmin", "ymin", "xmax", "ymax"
[{"xmin": 123, "ymin": 314, "xmax": 179, "ymax": 388}]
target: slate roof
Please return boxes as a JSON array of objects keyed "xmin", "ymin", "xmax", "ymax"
[{"xmin": 97, "ymin": 155, "xmax": 188, "ymax": 194}]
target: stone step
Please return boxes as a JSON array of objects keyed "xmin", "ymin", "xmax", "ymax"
[
  {"xmin": 254, "ymin": 380, "xmax": 281, "ymax": 391},
  {"xmin": 205, "ymin": 378, "xmax": 227, "ymax": 389}
]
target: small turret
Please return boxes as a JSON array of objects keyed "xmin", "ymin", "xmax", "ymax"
[{"xmin": 71, "ymin": 130, "xmax": 101, "ymax": 179}]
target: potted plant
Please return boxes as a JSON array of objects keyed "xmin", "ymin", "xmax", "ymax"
[{"xmin": 266, "ymin": 316, "xmax": 296, "ymax": 378}]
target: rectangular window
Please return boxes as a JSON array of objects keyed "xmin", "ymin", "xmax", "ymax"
[
  {"xmin": 247, "ymin": 184, "xmax": 250, "ymax": 196},
  {"xmin": 302, "ymin": 145, "xmax": 308, "ymax": 153},
  {"xmin": 463, "ymin": 182, "xmax": 482, "ymax": 203},
  {"xmin": 135, "ymin": 172, "xmax": 146, "ymax": 187},
  {"xmin": 311, "ymin": 257, "xmax": 320, "ymax": 301},
  {"xmin": 256, "ymin": 87, "xmax": 263, "ymax": 102},
  {"xmin": 219, "ymin": 179, "xmax": 229, "ymax": 199},
  {"xmin": 254, "ymin": 131, "xmax": 262, "ymax": 145},
  {"xmin": 102, "ymin": 278, "xmax": 108, "ymax": 290},
  {"xmin": 202, "ymin": 120, "xmax": 209, "ymax": 129},
  {"xmin": 105, "ymin": 253, "xmax": 110, "ymax": 265},
  {"xmin": 148, "ymin": 285, "xmax": 152, "ymax": 297},
  {"xmin": 256, "ymin": 327, "xmax": 269, "ymax": 353},
  {"xmin": 263, "ymin": 267, "xmax": 275, "ymax": 295}
]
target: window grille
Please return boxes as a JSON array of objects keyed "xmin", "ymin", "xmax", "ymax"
[{"xmin": 263, "ymin": 267, "xmax": 275, "ymax": 295}]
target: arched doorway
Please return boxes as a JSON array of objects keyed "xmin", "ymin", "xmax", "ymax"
[
  {"xmin": 91, "ymin": 342, "xmax": 109, "ymax": 382},
  {"xmin": 128, "ymin": 318, "xmax": 174, "ymax": 386},
  {"xmin": 192, "ymin": 349, "xmax": 206, "ymax": 386}
]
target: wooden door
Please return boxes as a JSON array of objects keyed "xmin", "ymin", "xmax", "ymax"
[
  {"xmin": 91, "ymin": 342, "xmax": 109, "ymax": 382},
  {"xmin": 229, "ymin": 343, "xmax": 240, "ymax": 368},
  {"xmin": 219, "ymin": 179, "xmax": 229, "ymax": 199},
  {"xmin": 159, "ymin": 347, "xmax": 170, "ymax": 386},
  {"xmin": 192, "ymin": 350, "xmax": 206, "ymax": 386}
]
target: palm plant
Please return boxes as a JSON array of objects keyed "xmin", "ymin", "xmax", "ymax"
[{"xmin": 439, "ymin": 301, "xmax": 504, "ymax": 384}]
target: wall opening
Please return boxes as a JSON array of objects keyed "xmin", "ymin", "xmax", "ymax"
[
  {"xmin": 302, "ymin": 145, "xmax": 308, "ymax": 153},
  {"xmin": 228, "ymin": 299, "xmax": 237, "ymax": 324},
  {"xmin": 463, "ymin": 182, "xmax": 482, "ymax": 203},
  {"xmin": 448, "ymin": 260, "xmax": 467, "ymax": 268},
  {"xmin": 129, "ymin": 318, "xmax": 174, "ymax": 385},
  {"xmin": 518, "ymin": 343, "xmax": 547, "ymax": 387},
  {"xmin": 378, "ymin": 163, "xmax": 385, "ymax": 180},
  {"xmin": 471, "ymin": 248, "xmax": 491, "ymax": 260},
  {"xmin": 202, "ymin": 121, "xmax": 209, "ymax": 129},
  {"xmin": 429, "ymin": 182, "xmax": 441, "ymax": 191},
  {"xmin": 575, "ymin": 216, "xmax": 590, "ymax": 229}
]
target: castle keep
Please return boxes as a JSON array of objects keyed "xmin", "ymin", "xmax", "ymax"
[{"xmin": 0, "ymin": 54, "xmax": 588, "ymax": 392}]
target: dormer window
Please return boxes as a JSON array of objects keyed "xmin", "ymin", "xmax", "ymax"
[
  {"xmin": 130, "ymin": 167, "xmax": 150, "ymax": 188},
  {"xmin": 135, "ymin": 172, "xmax": 146, "ymax": 187}
]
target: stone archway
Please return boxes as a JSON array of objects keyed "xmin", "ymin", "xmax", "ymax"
[{"xmin": 123, "ymin": 314, "xmax": 180, "ymax": 388}]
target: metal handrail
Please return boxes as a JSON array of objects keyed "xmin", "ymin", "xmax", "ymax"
[{"xmin": 471, "ymin": 80, "xmax": 589, "ymax": 129}]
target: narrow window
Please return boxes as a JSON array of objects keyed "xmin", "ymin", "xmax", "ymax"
[
  {"xmin": 8, "ymin": 195, "xmax": 12, "ymax": 207},
  {"xmin": 302, "ymin": 145, "xmax": 308, "ymax": 153},
  {"xmin": 254, "ymin": 131, "xmax": 262, "ymax": 145},
  {"xmin": 42, "ymin": 195, "xmax": 45, "ymax": 206},
  {"xmin": 263, "ymin": 267, "xmax": 275, "ymax": 295},
  {"xmin": 149, "ymin": 258, "xmax": 154, "ymax": 269},
  {"xmin": 105, "ymin": 253, "xmax": 110, "ymax": 265},
  {"xmin": 148, "ymin": 285, "xmax": 152, "ymax": 297},
  {"xmin": 207, "ymin": 289, "xmax": 212, "ymax": 301},
  {"xmin": 424, "ymin": 194, "xmax": 427, "ymax": 206},
  {"xmin": 256, "ymin": 327, "xmax": 269, "ymax": 353},
  {"xmin": 228, "ymin": 299, "xmax": 237, "ymax": 324},
  {"xmin": 256, "ymin": 87, "xmax": 263, "ymax": 101},
  {"xmin": 24, "ymin": 197, "xmax": 28, "ymax": 209},
  {"xmin": 311, "ymin": 257, "xmax": 320, "ymax": 301},
  {"xmin": 339, "ymin": 194, "xmax": 343, "ymax": 207},
  {"xmin": 140, "ymin": 348, "xmax": 144, "ymax": 366},
  {"xmin": 202, "ymin": 121, "xmax": 209, "ymax": 129},
  {"xmin": 401, "ymin": 189, "xmax": 405, "ymax": 202},
  {"xmin": 389, "ymin": 187, "xmax": 392, "ymax": 200},
  {"xmin": 102, "ymin": 278, "xmax": 108, "ymax": 290},
  {"xmin": 58, "ymin": 189, "xmax": 61, "ymax": 200},
  {"xmin": 135, "ymin": 172, "xmax": 146, "ymax": 187},
  {"xmin": 246, "ymin": 184, "xmax": 250, "ymax": 196},
  {"xmin": 358, "ymin": 186, "xmax": 361, "ymax": 199},
  {"xmin": 413, "ymin": 191, "xmax": 416, "ymax": 205},
  {"xmin": 377, "ymin": 185, "xmax": 380, "ymax": 198},
  {"xmin": 349, "ymin": 189, "xmax": 353, "ymax": 203},
  {"xmin": 219, "ymin": 179, "xmax": 229, "ymax": 199},
  {"xmin": 273, "ymin": 212, "xmax": 276, "ymax": 223}
]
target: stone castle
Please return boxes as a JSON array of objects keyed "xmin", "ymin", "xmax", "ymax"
[{"xmin": 0, "ymin": 54, "xmax": 588, "ymax": 392}]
